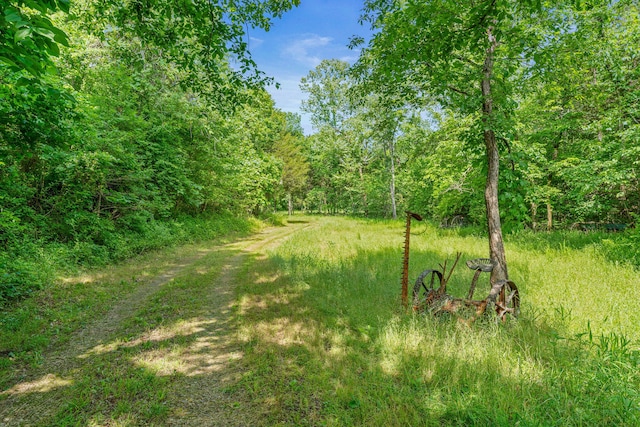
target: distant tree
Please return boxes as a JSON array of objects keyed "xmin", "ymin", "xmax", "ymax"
[
  {"xmin": 284, "ymin": 112, "xmax": 305, "ymax": 137},
  {"xmin": 274, "ymin": 134, "xmax": 310, "ymax": 215},
  {"xmin": 300, "ymin": 59, "xmax": 353, "ymax": 131}
]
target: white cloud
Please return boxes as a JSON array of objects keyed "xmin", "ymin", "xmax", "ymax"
[
  {"xmin": 282, "ymin": 34, "xmax": 333, "ymax": 67},
  {"xmin": 249, "ymin": 37, "xmax": 264, "ymax": 49},
  {"xmin": 265, "ymin": 77, "xmax": 313, "ymax": 135}
]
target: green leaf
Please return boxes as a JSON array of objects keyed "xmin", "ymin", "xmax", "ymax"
[
  {"xmin": 14, "ymin": 27, "xmax": 32, "ymax": 43},
  {"xmin": 51, "ymin": 27, "xmax": 69, "ymax": 46},
  {"xmin": 4, "ymin": 10, "xmax": 23, "ymax": 23},
  {"xmin": 45, "ymin": 39, "xmax": 60, "ymax": 56},
  {"xmin": 34, "ymin": 27, "xmax": 56, "ymax": 41},
  {"xmin": 0, "ymin": 56, "xmax": 19, "ymax": 69},
  {"xmin": 57, "ymin": 0, "xmax": 71, "ymax": 13}
]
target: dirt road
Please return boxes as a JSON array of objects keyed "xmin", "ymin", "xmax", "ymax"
[{"xmin": 0, "ymin": 222, "xmax": 306, "ymax": 426}]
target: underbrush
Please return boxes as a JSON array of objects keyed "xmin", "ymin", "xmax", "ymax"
[{"xmin": 0, "ymin": 213, "xmax": 258, "ymax": 305}]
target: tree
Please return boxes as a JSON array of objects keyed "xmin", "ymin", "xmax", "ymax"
[
  {"xmin": 355, "ymin": 0, "xmax": 571, "ymax": 284},
  {"xmin": 74, "ymin": 0, "xmax": 299, "ymax": 106},
  {"xmin": 301, "ymin": 60, "xmax": 368, "ymax": 215},
  {"xmin": 274, "ymin": 134, "xmax": 309, "ymax": 215},
  {"xmin": 300, "ymin": 59, "xmax": 354, "ymax": 131},
  {"xmin": 358, "ymin": 94, "xmax": 413, "ymax": 220},
  {"xmin": 284, "ymin": 112, "xmax": 305, "ymax": 137},
  {"xmin": 516, "ymin": 1, "xmax": 640, "ymax": 228}
]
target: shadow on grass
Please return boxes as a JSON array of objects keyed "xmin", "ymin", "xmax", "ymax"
[
  {"xmin": 232, "ymin": 243, "xmax": 640, "ymax": 426},
  {"xmin": 2, "ymin": 220, "xmax": 638, "ymax": 426},
  {"xmin": 0, "ymin": 243, "xmax": 259, "ymax": 426}
]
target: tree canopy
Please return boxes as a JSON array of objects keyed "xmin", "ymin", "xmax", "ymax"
[
  {"xmin": 2, "ymin": 0, "xmax": 640, "ymax": 303},
  {"xmin": 1, "ymin": 1, "xmax": 70, "ymax": 77}
]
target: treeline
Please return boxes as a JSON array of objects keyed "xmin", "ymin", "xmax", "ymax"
[
  {"xmin": 297, "ymin": 2, "xmax": 640, "ymax": 232},
  {"xmin": 1, "ymin": 0, "xmax": 305, "ymax": 302}
]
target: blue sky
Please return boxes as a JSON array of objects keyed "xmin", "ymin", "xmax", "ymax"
[{"xmin": 247, "ymin": 1, "xmax": 372, "ymax": 134}]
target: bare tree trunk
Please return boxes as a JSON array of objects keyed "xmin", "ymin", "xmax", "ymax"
[
  {"xmin": 287, "ymin": 193, "xmax": 293, "ymax": 216},
  {"xmin": 482, "ymin": 26, "xmax": 508, "ymax": 284},
  {"xmin": 389, "ymin": 139, "xmax": 397, "ymax": 220},
  {"xmin": 359, "ymin": 165, "xmax": 368, "ymax": 217},
  {"xmin": 546, "ymin": 144, "xmax": 559, "ymax": 231}
]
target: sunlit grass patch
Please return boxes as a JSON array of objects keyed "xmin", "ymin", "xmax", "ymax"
[
  {"xmin": 234, "ymin": 216, "xmax": 640, "ymax": 425},
  {"xmin": 2, "ymin": 216, "xmax": 639, "ymax": 425}
]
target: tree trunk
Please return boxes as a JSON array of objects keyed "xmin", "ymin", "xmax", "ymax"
[
  {"xmin": 546, "ymin": 144, "xmax": 559, "ymax": 231},
  {"xmin": 287, "ymin": 193, "xmax": 293, "ymax": 216},
  {"xmin": 358, "ymin": 165, "xmax": 368, "ymax": 217},
  {"xmin": 482, "ymin": 26, "xmax": 508, "ymax": 284},
  {"xmin": 389, "ymin": 139, "xmax": 397, "ymax": 220}
]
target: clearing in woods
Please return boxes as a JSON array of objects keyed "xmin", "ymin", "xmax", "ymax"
[
  {"xmin": 2, "ymin": 216, "xmax": 640, "ymax": 425},
  {"xmin": 0, "ymin": 221, "xmax": 308, "ymax": 426}
]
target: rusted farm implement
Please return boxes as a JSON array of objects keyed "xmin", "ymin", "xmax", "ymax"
[{"xmin": 402, "ymin": 211, "xmax": 520, "ymax": 323}]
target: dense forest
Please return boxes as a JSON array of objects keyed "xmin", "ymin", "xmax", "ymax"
[{"xmin": 2, "ymin": 0, "xmax": 640, "ymax": 303}]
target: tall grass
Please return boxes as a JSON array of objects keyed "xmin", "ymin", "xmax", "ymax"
[
  {"xmin": 0, "ymin": 212, "xmax": 259, "ymax": 304},
  {"xmin": 235, "ymin": 216, "xmax": 640, "ymax": 426},
  {"xmin": 0, "ymin": 213, "xmax": 260, "ymax": 386}
]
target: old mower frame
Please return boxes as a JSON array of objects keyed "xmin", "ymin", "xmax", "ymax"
[
  {"xmin": 402, "ymin": 211, "xmax": 520, "ymax": 322},
  {"xmin": 411, "ymin": 254, "xmax": 520, "ymax": 322}
]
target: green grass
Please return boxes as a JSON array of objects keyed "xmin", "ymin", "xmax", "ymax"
[
  {"xmin": 0, "ymin": 212, "xmax": 259, "ymax": 304},
  {"xmin": 44, "ymin": 247, "xmax": 235, "ymax": 426},
  {"xmin": 1, "ymin": 215, "xmax": 639, "ymax": 425},
  {"xmin": 0, "ymin": 214, "xmax": 261, "ymax": 426},
  {"xmin": 234, "ymin": 216, "xmax": 640, "ymax": 426}
]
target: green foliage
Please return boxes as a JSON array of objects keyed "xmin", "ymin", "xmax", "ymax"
[
  {"xmin": 0, "ymin": 0, "xmax": 70, "ymax": 77},
  {"xmin": 0, "ymin": 212, "xmax": 256, "ymax": 303},
  {"xmin": 273, "ymin": 133, "xmax": 310, "ymax": 213},
  {"xmin": 2, "ymin": 0, "xmax": 639, "ymax": 311},
  {"xmin": 73, "ymin": 0, "xmax": 299, "ymax": 106},
  {"xmin": 515, "ymin": 1, "xmax": 640, "ymax": 227},
  {"xmin": 0, "ymin": 0, "xmax": 307, "ymax": 304},
  {"xmin": 300, "ymin": 59, "xmax": 353, "ymax": 131}
]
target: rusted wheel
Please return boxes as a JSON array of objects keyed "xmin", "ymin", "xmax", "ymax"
[
  {"xmin": 412, "ymin": 269, "xmax": 443, "ymax": 311},
  {"xmin": 495, "ymin": 280, "xmax": 520, "ymax": 320}
]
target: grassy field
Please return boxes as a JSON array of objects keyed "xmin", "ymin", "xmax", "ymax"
[
  {"xmin": 1, "ymin": 215, "xmax": 639, "ymax": 425},
  {"xmin": 233, "ymin": 216, "xmax": 640, "ymax": 426}
]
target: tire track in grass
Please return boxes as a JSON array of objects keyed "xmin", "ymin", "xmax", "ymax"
[
  {"xmin": 164, "ymin": 222, "xmax": 309, "ymax": 426},
  {"xmin": 0, "ymin": 222, "xmax": 309, "ymax": 426}
]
